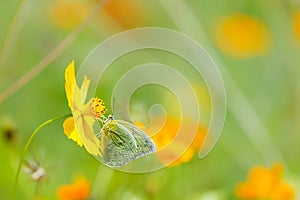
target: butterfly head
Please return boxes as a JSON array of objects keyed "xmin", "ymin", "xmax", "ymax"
[{"xmin": 107, "ymin": 114, "xmax": 114, "ymax": 120}]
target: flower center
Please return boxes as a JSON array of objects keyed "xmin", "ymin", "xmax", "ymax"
[{"xmin": 90, "ymin": 98, "xmax": 106, "ymax": 119}]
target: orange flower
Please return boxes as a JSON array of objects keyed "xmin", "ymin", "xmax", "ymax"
[
  {"xmin": 293, "ymin": 11, "xmax": 300, "ymax": 41},
  {"xmin": 235, "ymin": 163, "xmax": 295, "ymax": 200},
  {"xmin": 214, "ymin": 14, "xmax": 271, "ymax": 59},
  {"xmin": 56, "ymin": 177, "xmax": 91, "ymax": 200},
  {"xmin": 138, "ymin": 117, "xmax": 206, "ymax": 167},
  {"xmin": 101, "ymin": 0, "xmax": 147, "ymax": 29},
  {"xmin": 49, "ymin": 0, "xmax": 147, "ymax": 30},
  {"xmin": 49, "ymin": 0, "xmax": 91, "ymax": 30}
]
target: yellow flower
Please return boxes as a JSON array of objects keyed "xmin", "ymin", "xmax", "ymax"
[
  {"xmin": 56, "ymin": 176, "xmax": 90, "ymax": 200},
  {"xmin": 214, "ymin": 14, "xmax": 271, "ymax": 59},
  {"xmin": 63, "ymin": 60, "xmax": 106, "ymax": 156},
  {"xmin": 138, "ymin": 117, "xmax": 206, "ymax": 167},
  {"xmin": 235, "ymin": 163, "xmax": 295, "ymax": 200},
  {"xmin": 293, "ymin": 11, "xmax": 300, "ymax": 41}
]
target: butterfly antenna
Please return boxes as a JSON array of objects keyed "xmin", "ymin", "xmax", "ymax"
[{"xmin": 112, "ymin": 97, "xmax": 116, "ymax": 115}]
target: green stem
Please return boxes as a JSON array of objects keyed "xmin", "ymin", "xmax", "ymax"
[{"xmin": 12, "ymin": 113, "xmax": 71, "ymax": 199}]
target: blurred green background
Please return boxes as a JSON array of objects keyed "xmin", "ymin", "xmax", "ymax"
[{"xmin": 1, "ymin": 0, "xmax": 300, "ymax": 199}]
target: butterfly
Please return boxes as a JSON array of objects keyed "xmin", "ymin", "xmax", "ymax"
[{"xmin": 99, "ymin": 115, "xmax": 156, "ymax": 167}]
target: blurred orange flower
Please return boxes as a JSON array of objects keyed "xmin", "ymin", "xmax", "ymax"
[
  {"xmin": 101, "ymin": 0, "xmax": 147, "ymax": 29},
  {"xmin": 293, "ymin": 11, "xmax": 300, "ymax": 41},
  {"xmin": 235, "ymin": 163, "xmax": 295, "ymax": 200},
  {"xmin": 214, "ymin": 14, "xmax": 271, "ymax": 59},
  {"xmin": 56, "ymin": 177, "xmax": 91, "ymax": 200},
  {"xmin": 49, "ymin": 0, "xmax": 147, "ymax": 30},
  {"xmin": 138, "ymin": 117, "xmax": 206, "ymax": 167},
  {"xmin": 49, "ymin": 0, "xmax": 91, "ymax": 30}
]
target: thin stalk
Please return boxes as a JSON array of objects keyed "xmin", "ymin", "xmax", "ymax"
[
  {"xmin": 0, "ymin": 0, "xmax": 26, "ymax": 67},
  {"xmin": 0, "ymin": 0, "xmax": 108, "ymax": 105},
  {"xmin": 91, "ymin": 164, "xmax": 114, "ymax": 199},
  {"xmin": 12, "ymin": 113, "xmax": 71, "ymax": 199}
]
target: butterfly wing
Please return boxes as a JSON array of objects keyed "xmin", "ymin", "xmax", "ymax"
[
  {"xmin": 101, "ymin": 121, "xmax": 138, "ymax": 167},
  {"xmin": 116, "ymin": 120, "xmax": 156, "ymax": 154},
  {"xmin": 101, "ymin": 120, "xmax": 156, "ymax": 167}
]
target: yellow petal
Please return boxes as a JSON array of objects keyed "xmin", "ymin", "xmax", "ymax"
[
  {"xmin": 65, "ymin": 60, "xmax": 86, "ymax": 110},
  {"xmin": 74, "ymin": 114, "xmax": 101, "ymax": 156},
  {"xmin": 80, "ymin": 75, "xmax": 90, "ymax": 103},
  {"xmin": 63, "ymin": 117, "xmax": 83, "ymax": 146},
  {"xmin": 65, "ymin": 61, "xmax": 76, "ymax": 109}
]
